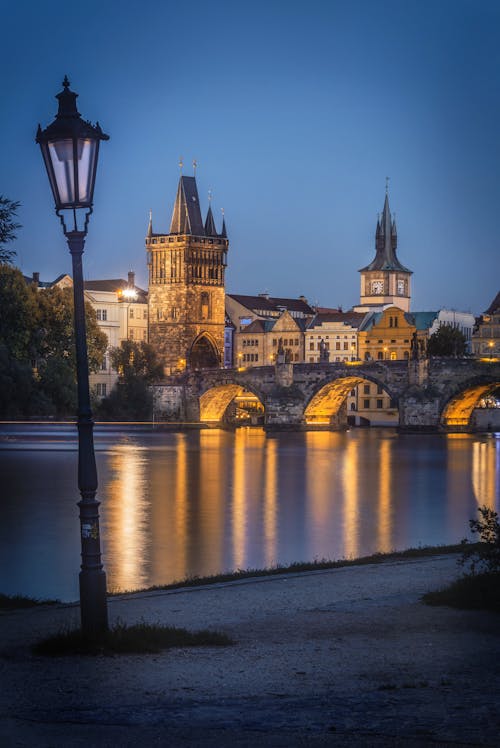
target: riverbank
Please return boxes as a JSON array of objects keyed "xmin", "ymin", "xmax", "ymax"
[{"xmin": 1, "ymin": 553, "xmax": 498, "ymax": 747}]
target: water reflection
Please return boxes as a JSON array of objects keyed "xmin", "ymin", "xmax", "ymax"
[{"xmin": 0, "ymin": 427, "xmax": 498, "ymax": 601}]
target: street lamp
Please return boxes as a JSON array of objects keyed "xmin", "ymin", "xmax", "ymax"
[{"xmin": 36, "ymin": 77, "xmax": 109, "ymax": 635}]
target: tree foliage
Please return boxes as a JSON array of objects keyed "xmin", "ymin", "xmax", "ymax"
[
  {"xmin": 96, "ymin": 340, "xmax": 163, "ymax": 421},
  {"xmin": 427, "ymin": 324, "xmax": 467, "ymax": 357},
  {"xmin": 0, "ymin": 267, "xmax": 108, "ymax": 417},
  {"xmin": 0, "ymin": 196, "xmax": 21, "ymax": 265},
  {"xmin": 459, "ymin": 506, "xmax": 500, "ymax": 575}
]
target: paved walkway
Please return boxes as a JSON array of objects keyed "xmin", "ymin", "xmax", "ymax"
[{"xmin": 1, "ymin": 555, "xmax": 499, "ymax": 747}]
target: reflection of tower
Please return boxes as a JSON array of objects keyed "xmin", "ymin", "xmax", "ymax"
[
  {"xmin": 146, "ymin": 173, "xmax": 229, "ymax": 375},
  {"xmin": 358, "ymin": 188, "xmax": 412, "ymax": 312}
]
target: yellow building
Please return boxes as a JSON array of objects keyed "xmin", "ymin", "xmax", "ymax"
[{"xmin": 235, "ymin": 310, "xmax": 305, "ymax": 367}]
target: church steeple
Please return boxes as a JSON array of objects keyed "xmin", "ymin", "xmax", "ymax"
[
  {"xmin": 169, "ymin": 175, "xmax": 205, "ymax": 236},
  {"xmin": 356, "ymin": 187, "xmax": 412, "ymax": 313},
  {"xmin": 361, "ymin": 192, "xmax": 410, "ymax": 273}
]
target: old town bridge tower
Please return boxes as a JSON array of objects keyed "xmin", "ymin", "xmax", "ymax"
[{"xmin": 146, "ymin": 174, "xmax": 228, "ymax": 374}]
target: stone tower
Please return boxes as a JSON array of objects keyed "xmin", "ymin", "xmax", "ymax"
[
  {"xmin": 358, "ymin": 190, "xmax": 412, "ymax": 312},
  {"xmin": 147, "ymin": 175, "xmax": 228, "ymax": 374}
]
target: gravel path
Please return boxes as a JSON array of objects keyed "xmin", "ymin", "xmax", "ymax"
[{"xmin": 1, "ymin": 554, "xmax": 498, "ymax": 747}]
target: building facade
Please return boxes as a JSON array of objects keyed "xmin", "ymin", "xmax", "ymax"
[
  {"xmin": 147, "ymin": 175, "xmax": 228, "ymax": 375},
  {"xmin": 84, "ymin": 273, "xmax": 148, "ymax": 396},
  {"xmin": 472, "ymin": 292, "xmax": 500, "ymax": 359}
]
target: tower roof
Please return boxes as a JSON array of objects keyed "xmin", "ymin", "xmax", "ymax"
[
  {"xmin": 169, "ymin": 175, "xmax": 205, "ymax": 236},
  {"xmin": 360, "ymin": 192, "xmax": 412, "ymax": 273}
]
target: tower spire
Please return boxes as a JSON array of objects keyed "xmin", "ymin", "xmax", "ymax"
[
  {"xmin": 359, "ymin": 187, "xmax": 411, "ymax": 273},
  {"xmin": 147, "ymin": 209, "xmax": 153, "ymax": 238}
]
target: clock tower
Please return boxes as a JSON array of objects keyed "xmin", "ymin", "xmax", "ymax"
[{"xmin": 357, "ymin": 190, "xmax": 412, "ymax": 312}]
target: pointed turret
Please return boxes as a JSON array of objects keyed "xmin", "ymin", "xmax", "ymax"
[
  {"xmin": 204, "ymin": 204, "xmax": 217, "ymax": 236},
  {"xmin": 360, "ymin": 191, "xmax": 411, "ymax": 273},
  {"xmin": 169, "ymin": 175, "xmax": 205, "ymax": 236},
  {"xmin": 147, "ymin": 209, "xmax": 153, "ymax": 238},
  {"xmin": 220, "ymin": 209, "xmax": 227, "ymax": 238}
]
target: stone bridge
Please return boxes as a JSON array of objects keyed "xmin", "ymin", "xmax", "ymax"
[{"xmin": 163, "ymin": 358, "xmax": 500, "ymax": 431}]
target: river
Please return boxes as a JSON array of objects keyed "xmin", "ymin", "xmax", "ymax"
[{"xmin": 0, "ymin": 425, "xmax": 498, "ymax": 601}]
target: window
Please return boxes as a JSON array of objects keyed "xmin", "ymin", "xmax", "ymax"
[
  {"xmin": 404, "ymin": 351, "xmax": 409, "ymax": 360},
  {"xmin": 309, "ymin": 342, "xmax": 314, "ymax": 351},
  {"xmin": 129, "ymin": 329, "xmax": 134, "ymax": 340},
  {"xmin": 335, "ymin": 342, "xmax": 340, "ymax": 350},
  {"xmin": 363, "ymin": 384, "xmax": 370, "ymax": 394},
  {"xmin": 129, "ymin": 308, "xmax": 134, "ymax": 319},
  {"xmin": 201, "ymin": 292, "xmax": 209, "ymax": 320},
  {"xmin": 377, "ymin": 351, "xmax": 384, "ymax": 360},
  {"xmin": 377, "ymin": 399, "xmax": 383, "ymax": 409},
  {"xmin": 377, "ymin": 385, "xmax": 383, "ymax": 394},
  {"xmin": 394, "ymin": 317, "xmax": 398, "ymax": 327},
  {"xmin": 390, "ymin": 352, "xmax": 397, "ymax": 360},
  {"xmin": 343, "ymin": 342, "xmax": 348, "ymax": 350},
  {"xmin": 101, "ymin": 357, "xmax": 107, "ymax": 371},
  {"xmin": 363, "ymin": 399, "xmax": 370, "ymax": 408},
  {"xmin": 143, "ymin": 330, "xmax": 147, "ymax": 340},
  {"xmin": 350, "ymin": 389, "xmax": 356, "ymax": 396},
  {"xmin": 273, "ymin": 339, "xmax": 277, "ymax": 347},
  {"xmin": 96, "ymin": 309, "xmax": 107, "ymax": 321},
  {"xmin": 96, "ymin": 383, "xmax": 107, "ymax": 397},
  {"xmin": 143, "ymin": 310, "xmax": 148, "ymax": 319}
]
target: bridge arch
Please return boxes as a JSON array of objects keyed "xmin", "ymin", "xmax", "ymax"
[
  {"xmin": 440, "ymin": 378, "xmax": 500, "ymax": 429},
  {"xmin": 304, "ymin": 372, "xmax": 398, "ymax": 426},
  {"xmin": 199, "ymin": 380, "xmax": 266, "ymax": 424}
]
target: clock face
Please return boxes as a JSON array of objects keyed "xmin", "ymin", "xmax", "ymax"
[
  {"xmin": 397, "ymin": 279, "xmax": 405, "ymax": 295},
  {"xmin": 371, "ymin": 280, "xmax": 384, "ymax": 295}
]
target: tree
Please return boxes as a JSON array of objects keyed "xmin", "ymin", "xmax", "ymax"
[
  {"xmin": 0, "ymin": 265, "xmax": 38, "ymax": 360},
  {"xmin": 97, "ymin": 340, "xmax": 163, "ymax": 421},
  {"xmin": 0, "ymin": 196, "xmax": 21, "ymax": 265},
  {"xmin": 427, "ymin": 324, "xmax": 467, "ymax": 357},
  {"xmin": 35, "ymin": 285, "xmax": 107, "ymax": 373}
]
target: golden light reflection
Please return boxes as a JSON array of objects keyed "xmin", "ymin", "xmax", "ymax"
[
  {"xmin": 263, "ymin": 437, "xmax": 277, "ymax": 567},
  {"xmin": 377, "ymin": 438, "xmax": 392, "ymax": 553},
  {"xmin": 198, "ymin": 429, "xmax": 227, "ymax": 573},
  {"xmin": 342, "ymin": 437, "xmax": 359, "ymax": 559},
  {"xmin": 472, "ymin": 440, "xmax": 498, "ymax": 509},
  {"xmin": 105, "ymin": 445, "xmax": 149, "ymax": 592},
  {"xmin": 232, "ymin": 428, "xmax": 247, "ymax": 568},
  {"xmin": 306, "ymin": 431, "xmax": 339, "ymax": 549}
]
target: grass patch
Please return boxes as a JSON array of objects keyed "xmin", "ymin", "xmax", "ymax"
[
  {"xmin": 0, "ymin": 593, "xmax": 60, "ymax": 610},
  {"xmin": 33, "ymin": 621, "xmax": 234, "ymax": 656},
  {"xmin": 422, "ymin": 572, "xmax": 500, "ymax": 612},
  {"xmin": 112, "ymin": 543, "xmax": 469, "ymax": 596}
]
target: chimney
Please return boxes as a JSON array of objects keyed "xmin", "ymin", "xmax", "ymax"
[
  {"xmin": 128, "ymin": 271, "xmax": 135, "ymax": 288},
  {"xmin": 32, "ymin": 272, "xmax": 40, "ymax": 287}
]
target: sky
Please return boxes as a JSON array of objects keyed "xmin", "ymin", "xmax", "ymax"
[{"xmin": 2, "ymin": 0, "xmax": 499, "ymax": 315}]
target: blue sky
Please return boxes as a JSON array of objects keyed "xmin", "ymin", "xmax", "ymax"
[{"xmin": 2, "ymin": 0, "xmax": 499, "ymax": 314}]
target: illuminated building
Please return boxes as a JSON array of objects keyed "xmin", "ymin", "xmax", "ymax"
[
  {"xmin": 147, "ymin": 173, "xmax": 228, "ymax": 374},
  {"xmin": 472, "ymin": 291, "xmax": 500, "ymax": 359}
]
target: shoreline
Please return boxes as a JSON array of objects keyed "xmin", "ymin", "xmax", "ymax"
[{"xmin": 1, "ymin": 553, "xmax": 498, "ymax": 746}]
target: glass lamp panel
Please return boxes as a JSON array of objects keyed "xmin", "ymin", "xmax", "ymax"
[
  {"xmin": 77, "ymin": 138, "xmax": 97, "ymax": 204},
  {"xmin": 48, "ymin": 139, "xmax": 75, "ymax": 205}
]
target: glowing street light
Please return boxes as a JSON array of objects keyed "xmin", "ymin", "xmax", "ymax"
[{"xmin": 36, "ymin": 77, "xmax": 109, "ymax": 635}]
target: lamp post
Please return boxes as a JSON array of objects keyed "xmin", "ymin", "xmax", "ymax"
[{"xmin": 36, "ymin": 77, "xmax": 109, "ymax": 635}]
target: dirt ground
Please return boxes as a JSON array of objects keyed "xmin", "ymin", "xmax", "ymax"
[{"xmin": 1, "ymin": 555, "xmax": 498, "ymax": 747}]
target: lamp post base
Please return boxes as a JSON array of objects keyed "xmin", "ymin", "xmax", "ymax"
[{"xmin": 79, "ymin": 570, "xmax": 108, "ymax": 635}]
